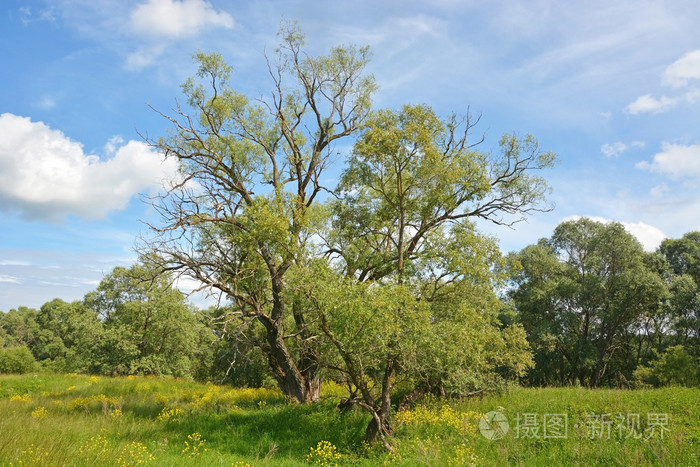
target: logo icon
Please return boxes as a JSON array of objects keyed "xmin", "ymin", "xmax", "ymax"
[{"xmin": 479, "ymin": 411, "xmax": 509, "ymax": 440}]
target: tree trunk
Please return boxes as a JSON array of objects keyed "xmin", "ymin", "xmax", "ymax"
[
  {"xmin": 364, "ymin": 356, "xmax": 396, "ymax": 448},
  {"xmin": 299, "ymin": 352, "xmax": 321, "ymax": 402},
  {"xmin": 365, "ymin": 410, "xmax": 394, "ymax": 444},
  {"xmin": 260, "ymin": 315, "xmax": 320, "ymax": 403},
  {"xmin": 294, "ymin": 301, "xmax": 322, "ymax": 402},
  {"xmin": 256, "ymin": 260, "xmax": 321, "ymax": 403},
  {"xmin": 591, "ymin": 351, "xmax": 606, "ymax": 388}
]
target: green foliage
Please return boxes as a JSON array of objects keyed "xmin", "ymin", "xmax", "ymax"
[
  {"xmin": 34, "ymin": 299, "xmax": 103, "ymax": 373},
  {"xmin": 84, "ymin": 262, "xmax": 208, "ymax": 378},
  {"xmin": 294, "ymin": 103, "xmax": 552, "ymax": 443},
  {"xmin": 0, "ymin": 307, "xmax": 40, "ymax": 348},
  {"xmin": 660, "ymin": 231, "xmax": 700, "ymax": 281},
  {"xmin": 634, "ymin": 345, "xmax": 699, "ymax": 387},
  {"xmin": 510, "ymin": 218, "xmax": 667, "ymax": 387},
  {"xmin": 141, "ymin": 23, "xmax": 378, "ymax": 403},
  {"xmin": 0, "ymin": 346, "xmax": 36, "ymax": 374},
  {"xmin": 658, "ymin": 232, "xmax": 700, "ymax": 358}
]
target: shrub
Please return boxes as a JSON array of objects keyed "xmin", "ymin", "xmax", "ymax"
[
  {"xmin": 0, "ymin": 346, "xmax": 37, "ymax": 374},
  {"xmin": 634, "ymin": 345, "xmax": 700, "ymax": 387}
]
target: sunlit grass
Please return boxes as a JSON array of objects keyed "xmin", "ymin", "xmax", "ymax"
[{"xmin": 0, "ymin": 373, "xmax": 697, "ymax": 465}]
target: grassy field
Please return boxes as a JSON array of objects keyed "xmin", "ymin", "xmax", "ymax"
[{"xmin": 0, "ymin": 374, "xmax": 698, "ymax": 466}]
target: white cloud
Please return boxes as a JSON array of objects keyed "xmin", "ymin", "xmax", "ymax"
[
  {"xmin": 563, "ymin": 215, "xmax": 667, "ymax": 252},
  {"xmin": 636, "ymin": 142, "xmax": 700, "ymax": 180},
  {"xmin": 625, "ymin": 49, "xmax": 700, "ymax": 115},
  {"xmin": 104, "ymin": 135, "xmax": 125, "ymax": 156},
  {"xmin": 124, "ymin": 44, "xmax": 167, "ymax": 71},
  {"xmin": 0, "ymin": 275, "xmax": 21, "ymax": 284},
  {"xmin": 662, "ymin": 49, "xmax": 700, "ymax": 88},
  {"xmin": 622, "ymin": 221, "xmax": 668, "ymax": 252},
  {"xmin": 19, "ymin": 6, "xmax": 56, "ymax": 25},
  {"xmin": 685, "ymin": 87, "xmax": 700, "ymax": 103},
  {"xmin": 624, "ymin": 94, "xmax": 678, "ymax": 114},
  {"xmin": 600, "ymin": 141, "xmax": 644, "ymax": 158},
  {"xmin": 0, "ymin": 113, "xmax": 179, "ymax": 221},
  {"xmin": 650, "ymin": 183, "xmax": 669, "ymax": 197},
  {"xmin": 130, "ymin": 0, "xmax": 233, "ymax": 39},
  {"xmin": 36, "ymin": 96, "xmax": 56, "ymax": 110},
  {"xmin": 0, "ymin": 260, "xmax": 32, "ymax": 266}
]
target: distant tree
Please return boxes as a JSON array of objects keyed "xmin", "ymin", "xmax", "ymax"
[
  {"xmin": 33, "ymin": 299, "xmax": 103, "ymax": 373},
  {"xmin": 510, "ymin": 219, "xmax": 667, "ymax": 387},
  {"xmin": 660, "ymin": 232, "xmax": 700, "ymax": 355},
  {"xmin": 0, "ymin": 307, "xmax": 40, "ymax": 349},
  {"xmin": 140, "ymin": 23, "xmax": 376, "ymax": 402},
  {"xmin": 84, "ymin": 262, "xmax": 207, "ymax": 378}
]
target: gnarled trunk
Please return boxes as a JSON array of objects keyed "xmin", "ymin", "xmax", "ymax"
[
  {"xmin": 364, "ymin": 356, "xmax": 396, "ymax": 449},
  {"xmin": 260, "ymin": 315, "xmax": 320, "ymax": 403},
  {"xmin": 365, "ymin": 410, "xmax": 393, "ymax": 444}
]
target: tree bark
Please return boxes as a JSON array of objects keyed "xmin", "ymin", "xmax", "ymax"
[
  {"xmin": 259, "ymin": 315, "xmax": 319, "ymax": 403},
  {"xmin": 364, "ymin": 356, "xmax": 396, "ymax": 447}
]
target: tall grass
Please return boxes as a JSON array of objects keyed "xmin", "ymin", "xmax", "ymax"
[{"xmin": 0, "ymin": 374, "xmax": 697, "ymax": 466}]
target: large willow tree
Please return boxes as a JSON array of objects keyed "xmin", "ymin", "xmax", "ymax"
[
  {"xmin": 141, "ymin": 24, "xmax": 376, "ymax": 403},
  {"xmin": 142, "ymin": 24, "xmax": 555, "ymax": 447}
]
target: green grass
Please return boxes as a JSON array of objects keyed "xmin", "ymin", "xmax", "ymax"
[
  {"xmin": 455, "ymin": 387, "xmax": 700, "ymax": 466},
  {"xmin": 0, "ymin": 374, "xmax": 698, "ymax": 466}
]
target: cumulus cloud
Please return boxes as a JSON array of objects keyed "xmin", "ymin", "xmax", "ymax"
[
  {"xmin": 624, "ymin": 94, "xmax": 678, "ymax": 114},
  {"xmin": 600, "ymin": 140, "xmax": 644, "ymax": 158},
  {"xmin": 636, "ymin": 142, "xmax": 700, "ymax": 180},
  {"xmin": 563, "ymin": 215, "xmax": 667, "ymax": 252},
  {"xmin": 130, "ymin": 0, "xmax": 233, "ymax": 39},
  {"xmin": 0, "ymin": 113, "xmax": 179, "ymax": 221},
  {"xmin": 662, "ymin": 49, "xmax": 700, "ymax": 89},
  {"xmin": 104, "ymin": 135, "xmax": 125, "ymax": 156},
  {"xmin": 621, "ymin": 221, "xmax": 668, "ymax": 252},
  {"xmin": 123, "ymin": 0, "xmax": 233, "ymax": 69}
]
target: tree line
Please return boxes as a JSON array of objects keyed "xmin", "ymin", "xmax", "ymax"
[{"xmin": 508, "ymin": 220, "xmax": 700, "ymax": 389}]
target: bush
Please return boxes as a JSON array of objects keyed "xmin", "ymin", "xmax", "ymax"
[
  {"xmin": 634, "ymin": 345, "xmax": 699, "ymax": 387},
  {"xmin": 0, "ymin": 346, "xmax": 37, "ymax": 374}
]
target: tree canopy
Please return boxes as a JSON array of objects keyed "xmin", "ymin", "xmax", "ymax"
[{"xmin": 509, "ymin": 218, "xmax": 667, "ymax": 387}]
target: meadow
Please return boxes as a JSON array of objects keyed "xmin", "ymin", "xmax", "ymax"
[{"xmin": 0, "ymin": 374, "xmax": 698, "ymax": 466}]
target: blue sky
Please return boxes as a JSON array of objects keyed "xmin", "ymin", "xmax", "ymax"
[{"xmin": 1, "ymin": 0, "xmax": 700, "ymax": 311}]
